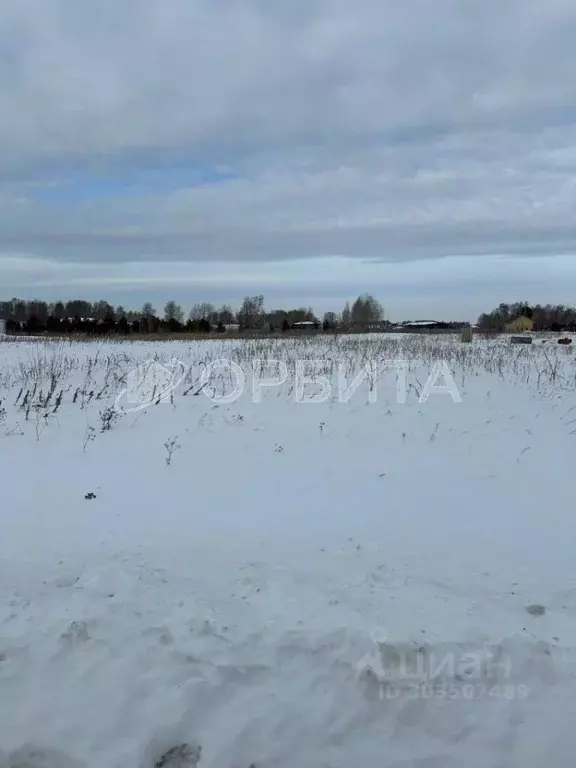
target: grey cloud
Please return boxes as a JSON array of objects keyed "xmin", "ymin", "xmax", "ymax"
[
  {"xmin": 3, "ymin": 0, "xmax": 576, "ymax": 165},
  {"xmin": 1, "ymin": 0, "xmax": 576, "ymax": 272},
  {"xmin": 2, "ymin": 222, "xmax": 576, "ymax": 266}
]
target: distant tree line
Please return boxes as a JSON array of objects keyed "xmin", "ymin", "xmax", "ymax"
[
  {"xmin": 477, "ymin": 302, "xmax": 576, "ymax": 332},
  {"xmin": 0, "ymin": 293, "xmax": 387, "ymax": 336}
]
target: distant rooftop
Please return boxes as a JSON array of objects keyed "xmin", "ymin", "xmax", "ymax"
[{"xmin": 402, "ymin": 320, "xmax": 441, "ymax": 327}]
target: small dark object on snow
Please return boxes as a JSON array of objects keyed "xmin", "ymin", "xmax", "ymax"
[
  {"xmin": 558, "ymin": 337, "xmax": 572, "ymax": 345},
  {"xmin": 84, "ymin": 492, "xmax": 96, "ymax": 500},
  {"xmin": 510, "ymin": 336, "xmax": 532, "ymax": 344},
  {"xmin": 155, "ymin": 743, "xmax": 202, "ymax": 768},
  {"xmin": 526, "ymin": 604, "xmax": 546, "ymax": 616}
]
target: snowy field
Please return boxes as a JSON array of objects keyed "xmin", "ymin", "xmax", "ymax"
[{"xmin": 1, "ymin": 333, "xmax": 576, "ymax": 767}]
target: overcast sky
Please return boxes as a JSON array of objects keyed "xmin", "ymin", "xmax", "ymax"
[{"xmin": 2, "ymin": 0, "xmax": 576, "ymax": 321}]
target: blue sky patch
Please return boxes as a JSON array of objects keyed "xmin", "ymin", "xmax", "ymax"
[{"xmin": 29, "ymin": 162, "xmax": 238, "ymax": 206}]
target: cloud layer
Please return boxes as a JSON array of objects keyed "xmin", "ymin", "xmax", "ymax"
[{"xmin": 2, "ymin": 0, "xmax": 576, "ymax": 313}]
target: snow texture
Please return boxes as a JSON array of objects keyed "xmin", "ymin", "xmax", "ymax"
[{"xmin": 1, "ymin": 333, "xmax": 576, "ymax": 767}]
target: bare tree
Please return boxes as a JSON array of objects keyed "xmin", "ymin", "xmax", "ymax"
[
  {"xmin": 93, "ymin": 300, "xmax": 115, "ymax": 320},
  {"xmin": 217, "ymin": 305, "xmax": 236, "ymax": 324},
  {"xmin": 164, "ymin": 301, "xmax": 184, "ymax": 323},
  {"xmin": 351, "ymin": 294, "xmax": 384, "ymax": 325},
  {"xmin": 65, "ymin": 300, "xmax": 92, "ymax": 318},
  {"xmin": 323, "ymin": 311, "xmax": 339, "ymax": 328},
  {"xmin": 189, "ymin": 302, "xmax": 216, "ymax": 322},
  {"xmin": 341, "ymin": 302, "xmax": 351, "ymax": 326},
  {"xmin": 141, "ymin": 302, "xmax": 156, "ymax": 318},
  {"xmin": 51, "ymin": 301, "xmax": 66, "ymax": 320},
  {"xmin": 238, "ymin": 295, "xmax": 265, "ymax": 329}
]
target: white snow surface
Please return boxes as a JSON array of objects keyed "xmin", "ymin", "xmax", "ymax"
[{"xmin": 1, "ymin": 334, "xmax": 576, "ymax": 767}]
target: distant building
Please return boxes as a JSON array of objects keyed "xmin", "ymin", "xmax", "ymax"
[
  {"xmin": 0, "ymin": 319, "xmax": 5, "ymax": 335},
  {"xmin": 398, "ymin": 320, "xmax": 446, "ymax": 332},
  {"xmin": 292, "ymin": 321, "xmax": 319, "ymax": 332}
]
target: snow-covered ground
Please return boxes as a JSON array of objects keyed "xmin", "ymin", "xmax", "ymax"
[{"xmin": 1, "ymin": 333, "xmax": 576, "ymax": 767}]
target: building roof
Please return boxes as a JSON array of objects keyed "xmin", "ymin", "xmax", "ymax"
[
  {"xmin": 292, "ymin": 321, "xmax": 316, "ymax": 326},
  {"xmin": 402, "ymin": 320, "xmax": 442, "ymax": 327}
]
